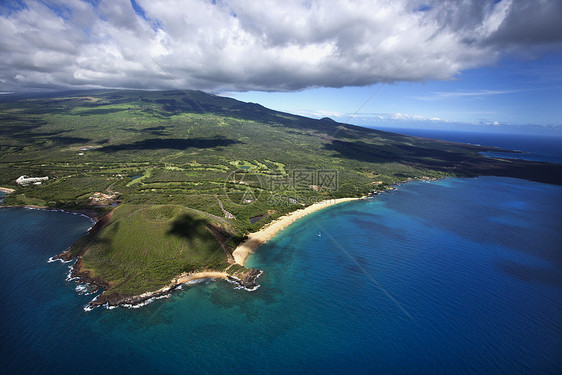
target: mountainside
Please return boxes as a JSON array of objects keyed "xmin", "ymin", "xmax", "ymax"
[
  {"xmin": 2, "ymin": 89, "xmax": 561, "ymax": 306},
  {"xmin": 2, "ymin": 90, "xmax": 560, "ymax": 218}
]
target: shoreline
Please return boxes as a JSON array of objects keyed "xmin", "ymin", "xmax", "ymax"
[
  {"xmin": 83, "ymin": 269, "xmax": 263, "ymax": 310},
  {"xmin": 173, "ymin": 271, "xmax": 230, "ymax": 284},
  {"xmin": 75, "ymin": 198, "xmax": 361, "ymax": 309},
  {"xmin": 0, "ymin": 204, "xmax": 103, "ymax": 221},
  {"xmin": 232, "ymin": 197, "xmax": 359, "ymax": 266},
  {"xmin": 83, "ymin": 271, "xmax": 230, "ymax": 310},
  {"xmin": 46, "ymin": 207, "xmax": 265, "ymax": 310},
  {"xmin": 0, "ymin": 186, "xmax": 103, "ymax": 221}
]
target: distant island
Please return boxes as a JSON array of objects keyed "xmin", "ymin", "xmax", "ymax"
[{"xmin": 1, "ymin": 90, "xmax": 561, "ymax": 309}]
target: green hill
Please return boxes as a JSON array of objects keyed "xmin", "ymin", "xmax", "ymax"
[{"xmin": 63, "ymin": 204, "xmax": 241, "ymax": 304}]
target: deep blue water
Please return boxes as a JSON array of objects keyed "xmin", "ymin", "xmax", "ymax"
[
  {"xmin": 375, "ymin": 127, "xmax": 562, "ymax": 164},
  {"xmin": 1, "ymin": 175, "xmax": 561, "ymax": 374}
]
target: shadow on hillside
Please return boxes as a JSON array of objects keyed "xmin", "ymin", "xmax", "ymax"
[
  {"xmin": 167, "ymin": 214, "xmax": 208, "ymax": 240},
  {"xmin": 324, "ymin": 139, "xmax": 468, "ymax": 166},
  {"xmin": 0, "ymin": 119, "xmax": 48, "ymax": 136},
  {"xmin": 97, "ymin": 136, "xmax": 242, "ymax": 152},
  {"xmin": 12, "ymin": 130, "xmax": 65, "ymax": 138},
  {"xmin": 121, "ymin": 125, "xmax": 168, "ymax": 136},
  {"xmin": 78, "ymin": 221, "xmax": 117, "ymax": 252},
  {"xmin": 10, "ymin": 132, "xmax": 92, "ymax": 145},
  {"xmin": 167, "ymin": 214, "xmax": 239, "ymax": 254},
  {"xmin": 323, "ymin": 140, "xmax": 393, "ymax": 163},
  {"xmin": 49, "ymin": 136, "xmax": 93, "ymax": 145},
  {"xmin": 326, "ymin": 139, "xmax": 562, "ymax": 185},
  {"xmin": 75, "ymin": 108, "xmax": 128, "ymax": 116}
]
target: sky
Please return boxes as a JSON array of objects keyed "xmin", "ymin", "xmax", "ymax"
[{"xmin": 1, "ymin": 0, "xmax": 561, "ymax": 134}]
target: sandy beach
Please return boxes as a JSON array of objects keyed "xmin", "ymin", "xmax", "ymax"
[
  {"xmin": 173, "ymin": 271, "xmax": 229, "ymax": 284},
  {"xmin": 233, "ymin": 198, "xmax": 359, "ymax": 265},
  {"xmin": 85, "ymin": 270, "xmax": 233, "ymax": 309},
  {"xmin": 0, "ymin": 187, "xmax": 15, "ymax": 193}
]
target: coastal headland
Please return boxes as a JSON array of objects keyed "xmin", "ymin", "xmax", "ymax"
[
  {"xmin": 59, "ymin": 199, "xmax": 357, "ymax": 309},
  {"xmin": 55, "ymin": 204, "xmax": 268, "ymax": 309}
]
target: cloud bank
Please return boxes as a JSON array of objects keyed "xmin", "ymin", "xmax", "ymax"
[{"xmin": 1, "ymin": 0, "xmax": 561, "ymax": 92}]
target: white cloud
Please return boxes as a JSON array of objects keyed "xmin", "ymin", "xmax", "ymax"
[
  {"xmin": 392, "ymin": 112, "xmax": 426, "ymax": 121},
  {"xmin": 294, "ymin": 109, "xmax": 345, "ymax": 119},
  {"xmin": 0, "ymin": 0, "xmax": 561, "ymax": 92},
  {"xmin": 322, "ymin": 111, "xmax": 449, "ymax": 124},
  {"xmin": 416, "ymin": 89, "xmax": 522, "ymax": 100}
]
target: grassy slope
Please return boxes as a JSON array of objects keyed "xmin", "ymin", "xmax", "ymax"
[{"xmin": 75, "ymin": 204, "xmax": 234, "ymax": 296}]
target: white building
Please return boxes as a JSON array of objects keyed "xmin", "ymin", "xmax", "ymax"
[{"xmin": 16, "ymin": 175, "xmax": 49, "ymax": 186}]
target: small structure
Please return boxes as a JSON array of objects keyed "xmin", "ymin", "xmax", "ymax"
[
  {"xmin": 215, "ymin": 195, "xmax": 236, "ymax": 220},
  {"xmin": 16, "ymin": 175, "xmax": 49, "ymax": 186},
  {"xmin": 89, "ymin": 192, "xmax": 118, "ymax": 206}
]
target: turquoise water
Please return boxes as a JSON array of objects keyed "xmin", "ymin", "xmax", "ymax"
[{"xmin": 1, "ymin": 176, "xmax": 561, "ymax": 374}]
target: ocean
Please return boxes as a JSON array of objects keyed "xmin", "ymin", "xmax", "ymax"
[
  {"xmin": 376, "ymin": 127, "xmax": 562, "ymax": 164},
  {"xmin": 1, "ymin": 131, "xmax": 561, "ymax": 374}
]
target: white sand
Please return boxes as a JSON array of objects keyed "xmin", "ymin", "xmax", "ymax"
[
  {"xmin": 173, "ymin": 271, "xmax": 229, "ymax": 284},
  {"xmin": 232, "ymin": 198, "xmax": 359, "ymax": 265}
]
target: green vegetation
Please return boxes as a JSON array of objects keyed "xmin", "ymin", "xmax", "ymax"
[
  {"xmin": 73, "ymin": 204, "xmax": 235, "ymax": 296},
  {"xmin": 1, "ymin": 89, "xmax": 561, "ymax": 301}
]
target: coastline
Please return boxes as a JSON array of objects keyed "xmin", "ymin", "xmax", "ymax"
[
  {"xmin": 0, "ymin": 187, "xmax": 15, "ymax": 194},
  {"xmin": 75, "ymin": 198, "xmax": 360, "ymax": 309},
  {"xmin": 99, "ymin": 271, "xmax": 231, "ymax": 309},
  {"xmin": 48, "ymin": 206, "xmax": 266, "ymax": 310},
  {"xmin": 70, "ymin": 199, "xmax": 361, "ymax": 310},
  {"xmin": 232, "ymin": 197, "xmax": 359, "ymax": 266},
  {"xmin": 55, "ymin": 186, "xmax": 426, "ymax": 309},
  {"xmin": 84, "ymin": 269, "xmax": 264, "ymax": 310},
  {"xmin": 0, "ymin": 204, "xmax": 103, "ymax": 221},
  {"xmin": 7, "ymin": 193, "xmax": 378, "ymax": 309},
  {"xmin": 173, "ymin": 271, "xmax": 229, "ymax": 284}
]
